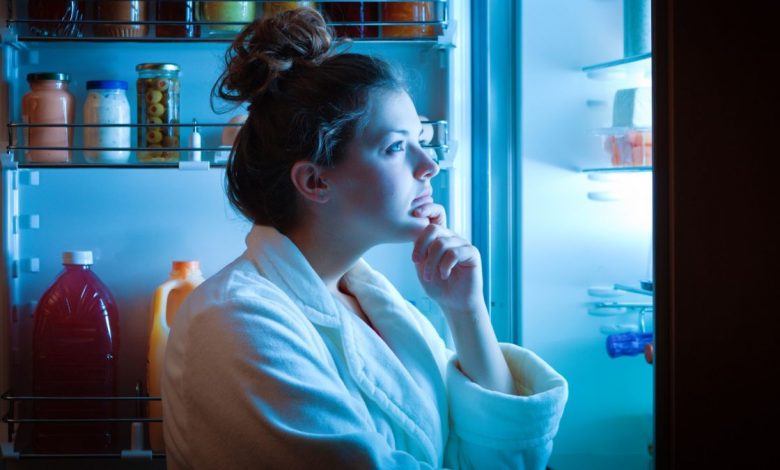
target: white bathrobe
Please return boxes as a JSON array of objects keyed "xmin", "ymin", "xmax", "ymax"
[{"xmin": 162, "ymin": 225, "xmax": 568, "ymax": 469}]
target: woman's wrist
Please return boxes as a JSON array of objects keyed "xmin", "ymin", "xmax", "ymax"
[
  {"xmin": 442, "ymin": 302, "xmax": 517, "ymax": 395},
  {"xmin": 441, "ymin": 299, "xmax": 489, "ymax": 324}
]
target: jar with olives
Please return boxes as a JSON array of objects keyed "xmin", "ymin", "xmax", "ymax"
[{"xmin": 135, "ymin": 63, "xmax": 180, "ymax": 162}]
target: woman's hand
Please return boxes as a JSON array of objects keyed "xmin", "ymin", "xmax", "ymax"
[
  {"xmin": 412, "ymin": 202, "xmax": 516, "ymax": 395},
  {"xmin": 411, "ymin": 203, "xmax": 485, "ymax": 316}
]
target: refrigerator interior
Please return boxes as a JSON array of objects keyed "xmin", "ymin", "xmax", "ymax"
[
  {"xmin": 520, "ymin": 0, "xmax": 654, "ymax": 469},
  {"xmin": 0, "ymin": 0, "xmax": 470, "ymax": 463}
]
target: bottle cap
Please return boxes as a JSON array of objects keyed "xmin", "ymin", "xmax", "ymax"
[
  {"xmin": 171, "ymin": 260, "xmax": 200, "ymax": 273},
  {"xmin": 87, "ymin": 80, "xmax": 129, "ymax": 90},
  {"xmin": 63, "ymin": 251, "xmax": 94, "ymax": 265}
]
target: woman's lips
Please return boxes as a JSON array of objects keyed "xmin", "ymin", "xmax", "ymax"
[
  {"xmin": 411, "ymin": 190, "xmax": 433, "ymax": 211},
  {"xmin": 412, "ymin": 190, "xmax": 433, "ymax": 207}
]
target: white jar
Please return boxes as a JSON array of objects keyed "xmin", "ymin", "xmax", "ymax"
[{"xmin": 83, "ymin": 80, "xmax": 131, "ymax": 163}]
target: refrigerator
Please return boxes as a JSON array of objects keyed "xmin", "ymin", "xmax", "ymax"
[{"xmin": 0, "ymin": 1, "xmax": 660, "ymax": 468}]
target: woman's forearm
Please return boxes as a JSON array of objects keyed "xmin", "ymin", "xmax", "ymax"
[{"xmin": 444, "ymin": 303, "xmax": 517, "ymax": 395}]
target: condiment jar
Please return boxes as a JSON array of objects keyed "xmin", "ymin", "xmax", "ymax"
[
  {"xmin": 156, "ymin": 0, "xmax": 199, "ymax": 38},
  {"xmin": 21, "ymin": 72, "xmax": 75, "ymax": 163},
  {"xmin": 83, "ymin": 80, "xmax": 131, "ymax": 164},
  {"xmin": 94, "ymin": 0, "xmax": 148, "ymax": 38},
  {"xmin": 136, "ymin": 63, "xmax": 181, "ymax": 162},
  {"xmin": 199, "ymin": 1, "xmax": 256, "ymax": 36},
  {"xmin": 28, "ymin": 0, "xmax": 85, "ymax": 37},
  {"xmin": 264, "ymin": 2, "xmax": 316, "ymax": 16},
  {"xmin": 382, "ymin": 2, "xmax": 439, "ymax": 38},
  {"xmin": 321, "ymin": 2, "xmax": 377, "ymax": 39}
]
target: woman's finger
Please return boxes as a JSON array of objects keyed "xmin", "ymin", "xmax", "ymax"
[
  {"xmin": 413, "ymin": 202, "xmax": 446, "ymax": 227},
  {"xmin": 412, "ymin": 224, "xmax": 443, "ymax": 263},
  {"xmin": 438, "ymin": 248, "xmax": 460, "ymax": 280},
  {"xmin": 439, "ymin": 245, "xmax": 480, "ymax": 279},
  {"xmin": 423, "ymin": 236, "xmax": 460, "ymax": 282}
]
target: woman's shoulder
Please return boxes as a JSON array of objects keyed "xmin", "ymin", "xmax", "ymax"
[
  {"xmin": 173, "ymin": 255, "xmax": 322, "ymax": 348},
  {"xmin": 201, "ymin": 256, "xmax": 292, "ymax": 306},
  {"xmin": 181, "ymin": 255, "xmax": 304, "ymax": 329}
]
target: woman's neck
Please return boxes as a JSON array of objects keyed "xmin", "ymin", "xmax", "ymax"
[{"xmin": 283, "ymin": 224, "xmax": 368, "ymax": 294}]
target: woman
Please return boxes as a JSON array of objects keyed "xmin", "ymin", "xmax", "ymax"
[{"xmin": 162, "ymin": 8, "xmax": 567, "ymax": 469}]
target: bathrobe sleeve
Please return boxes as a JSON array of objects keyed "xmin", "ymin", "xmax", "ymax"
[
  {"xmin": 406, "ymin": 303, "xmax": 569, "ymax": 470},
  {"xmin": 166, "ymin": 296, "xmax": 444, "ymax": 470}
]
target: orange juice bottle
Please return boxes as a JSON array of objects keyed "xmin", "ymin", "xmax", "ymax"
[{"xmin": 147, "ymin": 260, "xmax": 204, "ymax": 451}]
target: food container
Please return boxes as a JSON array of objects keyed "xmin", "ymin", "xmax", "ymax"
[
  {"xmin": 83, "ymin": 80, "xmax": 131, "ymax": 163},
  {"xmin": 21, "ymin": 72, "xmax": 75, "ymax": 163},
  {"xmin": 603, "ymin": 130, "xmax": 653, "ymax": 167},
  {"xmin": 136, "ymin": 63, "xmax": 181, "ymax": 162},
  {"xmin": 94, "ymin": 0, "xmax": 148, "ymax": 38}
]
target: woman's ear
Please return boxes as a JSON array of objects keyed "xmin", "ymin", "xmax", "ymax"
[{"xmin": 290, "ymin": 161, "xmax": 330, "ymax": 203}]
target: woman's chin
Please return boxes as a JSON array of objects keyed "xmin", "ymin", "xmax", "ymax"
[{"xmin": 399, "ymin": 217, "xmax": 431, "ymax": 239}]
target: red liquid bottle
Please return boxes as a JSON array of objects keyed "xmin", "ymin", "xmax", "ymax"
[{"xmin": 31, "ymin": 251, "xmax": 120, "ymax": 453}]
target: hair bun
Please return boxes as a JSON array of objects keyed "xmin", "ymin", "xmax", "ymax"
[{"xmin": 213, "ymin": 7, "xmax": 333, "ymax": 107}]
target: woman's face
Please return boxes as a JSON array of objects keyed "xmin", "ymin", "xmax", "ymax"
[{"xmin": 322, "ymin": 89, "xmax": 439, "ymax": 245}]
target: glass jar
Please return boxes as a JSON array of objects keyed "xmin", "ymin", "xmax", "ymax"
[
  {"xmin": 322, "ymin": 2, "xmax": 378, "ymax": 38},
  {"xmin": 136, "ymin": 64, "xmax": 181, "ymax": 162},
  {"xmin": 156, "ymin": 0, "xmax": 199, "ymax": 38},
  {"xmin": 21, "ymin": 73, "xmax": 75, "ymax": 163},
  {"xmin": 28, "ymin": 0, "xmax": 85, "ymax": 37},
  {"xmin": 263, "ymin": 2, "xmax": 316, "ymax": 16},
  {"xmin": 83, "ymin": 80, "xmax": 131, "ymax": 164},
  {"xmin": 199, "ymin": 1, "xmax": 256, "ymax": 36},
  {"xmin": 381, "ymin": 1, "xmax": 439, "ymax": 38},
  {"xmin": 94, "ymin": 0, "xmax": 148, "ymax": 38}
]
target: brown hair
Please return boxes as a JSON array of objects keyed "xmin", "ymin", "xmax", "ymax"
[{"xmin": 213, "ymin": 7, "xmax": 405, "ymax": 232}]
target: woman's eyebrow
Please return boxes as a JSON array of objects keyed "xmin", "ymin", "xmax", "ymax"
[{"xmin": 383, "ymin": 128, "xmax": 424, "ymax": 136}]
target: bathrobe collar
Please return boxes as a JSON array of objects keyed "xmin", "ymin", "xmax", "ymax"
[{"xmin": 245, "ymin": 225, "xmax": 445, "ymax": 466}]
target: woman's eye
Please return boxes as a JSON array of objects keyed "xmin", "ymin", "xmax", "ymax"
[{"xmin": 387, "ymin": 141, "xmax": 405, "ymax": 153}]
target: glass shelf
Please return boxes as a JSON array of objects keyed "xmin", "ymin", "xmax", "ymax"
[
  {"xmin": 5, "ymin": 120, "xmax": 448, "ymax": 168},
  {"xmin": 5, "ymin": 1, "xmax": 449, "ymax": 44},
  {"xmin": 582, "ymin": 166, "xmax": 652, "ymax": 174},
  {"xmin": 582, "ymin": 53, "xmax": 652, "ymax": 81}
]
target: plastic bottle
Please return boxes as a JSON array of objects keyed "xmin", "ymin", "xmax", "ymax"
[
  {"xmin": 147, "ymin": 261, "xmax": 205, "ymax": 451},
  {"xmin": 189, "ymin": 120, "xmax": 202, "ymax": 162},
  {"xmin": 31, "ymin": 251, "xmax": 120, "ymax": 453}
]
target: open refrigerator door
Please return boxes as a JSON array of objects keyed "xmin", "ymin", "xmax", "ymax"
[{"xmin": 0, "ymin": 1, "xmax": 470, "ymax": 464}]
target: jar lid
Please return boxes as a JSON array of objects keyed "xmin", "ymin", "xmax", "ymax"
[
  {"xmin": 136, "ymin": 63, "xmax": 180, "ymax": 72},
  {"xmin": 87, "ymin": 80, "xmax": 128, "ymax": 90},
  {"xmin": 27, "ymin": 72, "xmax": 70, "ymax": 82},
  {"xmin": 63, "ymin": 251, "xmax": 93, "ymax": 265}
]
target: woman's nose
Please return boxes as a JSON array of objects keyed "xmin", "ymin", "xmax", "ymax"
[{"xmin": 414, "ymin": 146, "xmax": 440, "ymax": 180}]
